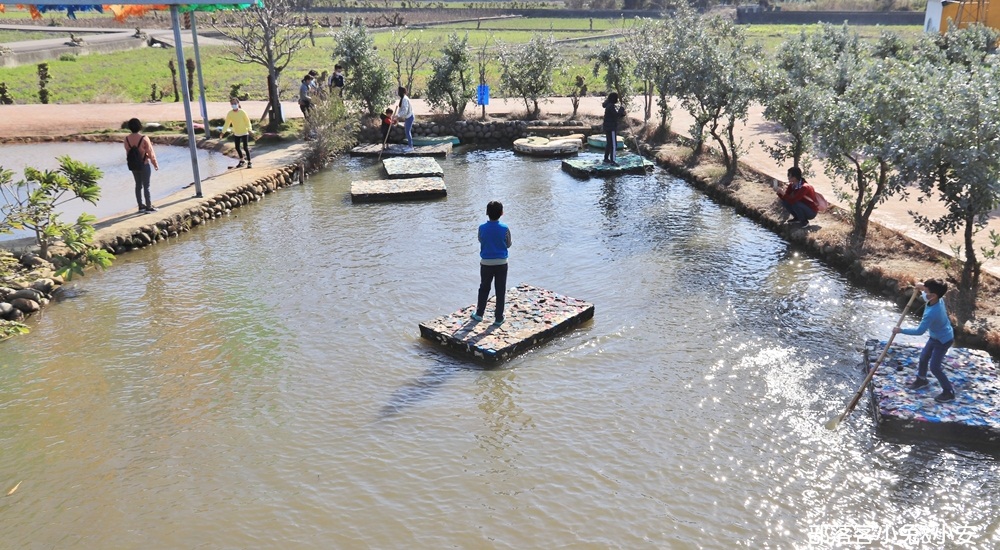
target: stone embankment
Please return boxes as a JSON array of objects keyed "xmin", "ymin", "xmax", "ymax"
[
  {"xmin": 1, "ymin": 133, "xmax": 308, "ymax": 331},
  {"xmin": 360, "ymin": 118, "xmax": 596, "ymax": 145}
]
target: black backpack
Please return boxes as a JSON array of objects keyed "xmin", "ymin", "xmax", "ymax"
[{"xmin": 126, "ymin": 135, "xmax": 145, "ymax": 171}]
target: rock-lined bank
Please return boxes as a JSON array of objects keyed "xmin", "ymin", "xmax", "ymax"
[
  {"xmin": 1, "ymin": 133, "xmax": 307, "ymax": 333},
  {"xmin": 360, "ymin": 119, "xmax": 597, "ymax": 145},
  {"xmin": 95, "ymin": 164, "xmax": 301, "ymax": 255},
  {"xmin": 636, "ymin": 138, "xmax": 1000, "ymax": 356}
]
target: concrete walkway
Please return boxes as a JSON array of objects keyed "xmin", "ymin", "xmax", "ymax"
[{"xmin": 1, "ymin": 96, "xmax": 997, "ymax": 276}]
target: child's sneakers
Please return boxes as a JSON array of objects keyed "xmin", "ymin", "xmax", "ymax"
[
  {"xmin": 492, "ymin": 317, "xmax": 505, "ymax": 326},
  {"xmin": 471, "ymin": 313, "xmax": 483, "ymax": 322},
  {"xmin": 934, "ymin": 390, "xmax": 956, "ymax": 403},
  {"xmin": 907, "ymin": 377, "xmax": 930, "ymax": 390}
]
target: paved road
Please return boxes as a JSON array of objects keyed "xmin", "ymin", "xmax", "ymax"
[{"xmin": 2, "ymin": 96, "xmax": 998, "ymax": 276}]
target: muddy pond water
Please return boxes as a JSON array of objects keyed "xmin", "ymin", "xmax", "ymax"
[
  {"xmin": 0, "ymin": 142, "xmax": 227, "ymax": 240},
  {"xmin": 1, "ymin": 147, "xmax": 998, "ymax": 548}
]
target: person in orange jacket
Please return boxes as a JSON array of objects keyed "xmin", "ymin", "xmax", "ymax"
[{"xmin": 774, "ymin": 166, "xmax": 818, "ymax": 228}]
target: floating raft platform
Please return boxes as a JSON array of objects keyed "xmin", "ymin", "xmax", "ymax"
[
  {"xmin": 419, "ymin": 284, "xmax": 594, "ymax": 365},
  {"xmin": 382, "ymin": 156, "xmax": 444, "ymax": 179},
  {"xmin": 865, "ymin": 339, "xmax": 1000, "ymax": 449},
  {"xmin": 350, "ymin": 177, "xmax": 447, "ymax": 203},
  {"xmin": 350, "ymin": 143, "xmax": 451, "ymax": 158},
  {"xmin": 561, "ymin": 154, "xmax": 654, "ymax": 178}
]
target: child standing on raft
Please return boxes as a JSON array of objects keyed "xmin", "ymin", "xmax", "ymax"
[
  {"xmin": 893, "ymin": 278, "xmax": 956, "ymax": 403},
  {"xmin": 602, "ymin": 92, "xmax": 626, "ymax": 165},
  {"xmin": 472, "ymin": 201, "xmax": 512, "ymax": 327}
]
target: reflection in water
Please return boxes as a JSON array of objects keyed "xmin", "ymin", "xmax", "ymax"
[{"xmin": 1, "ymin": 148, "xmax": 999, "ymax": 548}]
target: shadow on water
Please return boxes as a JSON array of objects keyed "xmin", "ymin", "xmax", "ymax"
[{"xmin": 379, "ymin": 349, "xmax": 480, "ymax": 418}]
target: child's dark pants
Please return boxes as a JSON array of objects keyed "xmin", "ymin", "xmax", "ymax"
[{"xmin": 476, "ymin": 263, "xmax": 508, "ymax": 320}]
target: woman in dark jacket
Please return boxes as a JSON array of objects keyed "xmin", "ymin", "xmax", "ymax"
[{"xmin": 602, "ymin": 92, "xmax": 626, "ymax": 165}]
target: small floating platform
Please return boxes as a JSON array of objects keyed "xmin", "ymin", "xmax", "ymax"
[
  {"xmin": 865, "ymin": 339, "xmax": 1000, "ymax": 449},
  {"xmin": 513, "ymin": 136, "xmax": 581, "ymax": 157},
  {"xmin": 350, "ymin": 142, "xmax": 451, "ymax": 158},
  {"xmin": 351, "ymin": 177, "xmax": 447, "ymax": 203},
  {"xmin": 412, "ymin": 135, "xmax": 460, "ymax": 146},
  {"xmin": 382, "ymin": 156, "xmax": 444, "ymax": 179},
  {"xmin": 561, "ymin": 154, "xmax": 655, "ymax": 178},
  {"xmin": 419, "ymin": 284, "xmax": 594, "ymax": 365},
  {"xmin": 587, "ymin": 134, "xmax": 626, "ymax": 150}
]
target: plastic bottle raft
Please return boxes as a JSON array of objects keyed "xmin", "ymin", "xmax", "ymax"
[
  {"xmin": 350, "ymin": 142, "xmax": 452, "ymax": 158},
  {"xmin": 419, "ymin": 284, "xmax": 594, "ymax": 365},
  {"xmin": 411, "ymin": 135, "xmax": 461, "ymax": 146},
  {"xmin": 587, "ymin": 134, "xmax": 627, "ymax": 150},
  {"xmin": 561, "ymin": 154, "xmax": 655, "ymax": 178},
  {"xmin": 512, "ymin": 135, "xmax": 584, "ymax": 157},
  {"xmin": 382, "ymin": 157, "xmax": 444, "ymax": 179},
  {"xmin": 865, "ymin": 338, "xmax": 1000, "ymax": 449}
]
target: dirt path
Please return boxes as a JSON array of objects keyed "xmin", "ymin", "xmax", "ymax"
[{"xmin": 2, "ymin": 96, "xmax": 997, "ymax": 277}]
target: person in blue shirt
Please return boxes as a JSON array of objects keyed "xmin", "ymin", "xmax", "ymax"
[
  {"xmin": 471, "ymin": 201, "xmax": 512, "ymax": 326},
  {"xmin": 892, "ymin": 278, "xmax": 956, "ymax": 403}
]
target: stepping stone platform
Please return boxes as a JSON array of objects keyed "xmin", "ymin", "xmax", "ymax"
[
  {"xmin": 382, "ymin": 156, "xmax": 444, "ymax": 179},
  {"xmin": 351, "ymin": 177, "xmax": 447, "ymax": 203},
  {"xmin": 419, "ymin": 284, "xmax": 594, "ymax": 365},
  {"xmin": 561, "ymin": 154, "xmax": 655, "ymax": 178},
  {"xmin": 865, "ymin": 339, "xmax": 1000, "ymax": 450},
  {"xmin": 350, "ymin": 143, "xmax": 451, "ymax": 158}
]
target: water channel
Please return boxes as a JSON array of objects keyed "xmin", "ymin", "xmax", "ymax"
[
  {"xmin": 0, "ymin": 143, "xmax": 228, "ymax": 241},
  {"xmin": 1, "ymin": 148, "xmax": 998, "ymax": 548}
]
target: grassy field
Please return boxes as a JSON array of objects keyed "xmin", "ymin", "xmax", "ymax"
[
  {"xmin": 0, "ymin": 29, "xmax": 65, "ymax": 42},
  {"xmin": 0, "ymin": 19, "xmax": 926, "ymax": 105}
]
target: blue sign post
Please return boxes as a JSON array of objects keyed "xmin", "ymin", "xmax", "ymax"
[{"xmin": 476, "ymin": 84, "xmax": 490, "ymax": 106}]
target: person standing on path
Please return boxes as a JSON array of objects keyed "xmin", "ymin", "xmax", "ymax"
[
  {"xmin": 775, "ymin": 166, "xmax": 818, "ymax": 228},
  {"xmin": 602, "ymin": 92, "xmax": 625, "ymax": 165},
  {"xmin": 329, "ymin": 65, "xmax": 345, "ymax": 96},
  {"xmin": 221, "ymin": 98, "xmax": 253, "ymax": 168},
  {"xmin": 124, "ymin": 117, "xmax": 159, "ymax": 213},
  {"xmin": 299, "ymin": 74, "xmax": 314, "ymax": 116},
  {"xmin": 892, "ymin": 278, "xmax": 956, "ymax": 403},
  {"xmin": 472, "ymin": 201, "xmax": 512, "ymax": 327},
  {"xmin": 392, "ymin": 86, "xmax": 414, "ymax": 151}
]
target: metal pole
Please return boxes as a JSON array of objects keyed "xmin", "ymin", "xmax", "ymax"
[
  {"xmin": 189, "ymin": 14, "xmax": 212, "ymax": 139},
  {"xmin": 171, "ymin": 6, "xmax": 203, "ymax": 198}
]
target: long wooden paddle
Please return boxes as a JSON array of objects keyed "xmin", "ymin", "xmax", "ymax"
[
  {"xmin": 825, "ymin": 287, "xmax": 920, "ymax": 430},
  {"xmin": 377, "ymin": 95, "xmax": 404, "ymax": 162}
]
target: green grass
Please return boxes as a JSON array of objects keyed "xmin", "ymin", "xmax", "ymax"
[
  {"xmin": 742, "ymin": 24, "xmax": 925, "ymax": 54},
  {"xmin": 0, "ymin": 21, "xmax": 930, "ymax": 105},
  {"xmin": 428, "ymin": 17, "xmax": 623, "ymax": 31}
]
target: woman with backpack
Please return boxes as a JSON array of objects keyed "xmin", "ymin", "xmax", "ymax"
[{"xmin": 124, "ymin": 118, "xmax": 159, "ymax": 213}]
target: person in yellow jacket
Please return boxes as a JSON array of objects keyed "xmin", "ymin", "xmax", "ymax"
[{"xmin": 221, "ymin": 98, "xmax": 253, "ymax": 168}]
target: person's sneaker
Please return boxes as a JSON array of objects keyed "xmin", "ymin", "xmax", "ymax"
[
  {"xmin": 235, "ymin": 160, "xmax": 245, "ymax": 168},
  {"xmin": 492, "ymin": 317, "xmax": 505, "ymax": 326},
  {"xmin": 907, "ymin": 377, "xmax": 930, "ymax": 390},
  {"xmin": 246, "ymin": 162, "xmax": 252, "ymax": 168},
  {"xmin": 145, "ymin": 205, "xmax": 157, "ymax": 212},
  {"xmin": 609, "ymin": 160, "xmax": 620, "ymax": 166},
  {"xmin": 471, "ymin": 313, "xmax": 483, "ymax": 322},
  {"xmin": 138, "ymin": 206, "xmax": 146, "ymax": 214},
  {"xmin": 934, "ymin": 390, "xmax": 956, "ymax": 403}
]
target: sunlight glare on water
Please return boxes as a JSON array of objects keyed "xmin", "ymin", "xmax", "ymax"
[{"xmin": 1, "ymin": 147, "xmax": 998, "ymax": 548}]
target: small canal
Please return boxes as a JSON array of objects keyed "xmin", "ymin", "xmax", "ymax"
[
  {"xmin": 0, "ymin": 142, "xmax": 228, "ymax": 240},
  {"xmin": 1, "ymin": 147, "xmax": 997, "ymax": 548}
]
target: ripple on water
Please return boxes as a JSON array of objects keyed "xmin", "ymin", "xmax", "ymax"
[{"xmin": 1, "ymin": 147, "xmax": 999, "ymax": 548}]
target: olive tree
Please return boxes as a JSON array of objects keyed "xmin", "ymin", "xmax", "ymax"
[
  {"xmin": 591, "ymin": 39, "xmax": 635, "ymax": 114},
  {"xmin": 897, "ymin": 28, "xmax": 1000, "ymax": 300},
  {"xmin": 332, "ymin": 24, "xmax": 395, "ymax": 116},
  {"xmin": 626, "ymin": 19, "xmax": 672, "ymax": 130},
  {"xmin": 0, "ymin": 157, "xmax": 114, "ymax": 278},
  {"xmin": 667, "ymin": 11, "xmax": 764, "ymax": 176},
  {"xmin": 426, "ymin": 33, "xmax": 475, "ymax": 118},
  {"xmin": 812, "ymin": 54, "xmax": 917, "ymax": 250},
  {"xmin": 497, "ymin": 33, "xmax": 561, "ymax": 119},
  {"xmin": 388, "ymin": 29, "xmax": 434, "ymax": 93}
]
